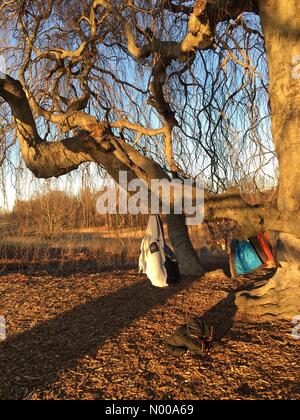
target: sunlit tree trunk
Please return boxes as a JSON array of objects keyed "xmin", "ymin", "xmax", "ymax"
[
  {"xmin": 235, "ymin": 0, "xmax": 300, "ymax": 319},
  {"xmin": 166, "ymin": 214, "xmax": 204, "ymax": 277}
]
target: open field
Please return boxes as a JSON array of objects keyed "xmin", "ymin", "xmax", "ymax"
[
  {"xmin": 0, "ymin": 227, "xmax": 145, "ymax": 273},
  {"xmin": 0, "ymin": 225, "xmax": 208, "ymax": 273},
  {"xmin": 0, "ymin": 267, "xmax": 299, "ymax": 400}
]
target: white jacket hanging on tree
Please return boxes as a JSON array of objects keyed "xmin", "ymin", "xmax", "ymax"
[{"xmin": 139, "ymin": 215, "xmax": 168, "ymax": 288}]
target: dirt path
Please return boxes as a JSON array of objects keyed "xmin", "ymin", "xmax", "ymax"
[{"xmin": 0, "ymin": 269, "xmax": 299, "ymax": 400}]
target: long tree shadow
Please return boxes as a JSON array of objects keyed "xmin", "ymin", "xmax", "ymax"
[
  {"xmin": 197, "ymin": 294, "xmax": 237, "ymax": 343},
  {"xmin": 0, "ymin": 275, "xmax": 199, "ymax": 399},
  {"xmin": 196, "ymin": 268, "xmax": 279, "ymax": 343}
]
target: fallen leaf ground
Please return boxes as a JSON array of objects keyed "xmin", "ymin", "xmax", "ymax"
[{"xmin": 0, "ymin": 268, "xmax": 299, "ymax": 400}]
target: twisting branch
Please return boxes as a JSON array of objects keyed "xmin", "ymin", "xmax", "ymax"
[{"xmin": 93, "ymin": 0, "xmax": 151, "ymax": 59}]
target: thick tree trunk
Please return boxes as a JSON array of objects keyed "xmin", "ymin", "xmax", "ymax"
[
  {"xmin": 166, "ymin": 214, "xmax": 204, "ymax": 276},
  {"xmin": 235, "ymin": 0, "xmax": 300, "ymax": 319},
  {"xmin": 236, "ymin": 233, "xmax": 300, "ymax": 320}
]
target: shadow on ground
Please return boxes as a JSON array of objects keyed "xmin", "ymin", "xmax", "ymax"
[
  {"xmin": 1, "ymin": 275, "xmax": 204, "ymax": 399},
  {"xmin": 197, "ymin": 294, "xmax": 237, "ymax": 342}
]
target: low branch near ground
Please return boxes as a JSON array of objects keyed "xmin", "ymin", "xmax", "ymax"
[{"xmin": 205, "ymin": 189, "xmax": 300, "ymax": 238}]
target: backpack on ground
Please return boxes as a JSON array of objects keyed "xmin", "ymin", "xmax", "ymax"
[{"xmin": 164, "ymin": 318, "xmax": 213, "ymax": 357}]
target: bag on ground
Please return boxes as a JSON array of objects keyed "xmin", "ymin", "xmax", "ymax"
[{"xmin": 164, "ymin": 318, "xmax": 213, "ymax": 357}]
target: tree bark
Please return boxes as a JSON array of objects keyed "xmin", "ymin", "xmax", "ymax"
[
  {"xmin": 236, "ymin": 233, "xmax": 300, "ymax": 320},
  {"xmin": 166, "ymin": 214, "xmax": 204, "ymax": 277},
  {"xmin": 235, "ymin": 0, "xmax": 300, "ymax": 320}
]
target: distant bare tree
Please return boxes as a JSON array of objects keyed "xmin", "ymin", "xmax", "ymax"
[{"xmin": 13, "ymin": 191, "xmax": 79, "ymax": 237}]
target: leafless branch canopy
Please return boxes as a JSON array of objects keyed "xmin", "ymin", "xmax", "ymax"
[{"xmin": 0, "ymin": 1, "xmax": 274, "ymax": 191}]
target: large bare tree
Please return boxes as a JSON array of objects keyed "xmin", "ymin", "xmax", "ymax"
[{"xmin": 0, "ymin": 0, "xmax": 299, "ymax": 319}]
